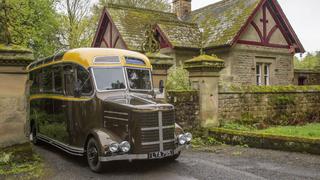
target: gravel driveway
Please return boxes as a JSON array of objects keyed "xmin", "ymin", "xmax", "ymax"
[{"xmin": 34, "ymin": 143, "xmax": 320, "ymax": 180}]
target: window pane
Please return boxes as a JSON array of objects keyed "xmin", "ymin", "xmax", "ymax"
[
  {"xmin": 77, "ymin": 66, "xmax": 92, "ymax": 94},
  {"xmin": 125, "ymin": 57, "xmax": 146, "ymax": 65},
  {"xmin": 53, "ymin": 67, "xmax": 63, "ymax": 93},
  {"xmin": 64, "ymin": 65, "xmax": 75, "ymax": 96},
  {"xmin": 93, "ymin": 68, "xmax": 126, "ymax": 91},
  {"xmin": 30, "ymin": 71, "xmax": 39, "ymax": 94},
  {"xmin": 127, "ymin": 68, "xmax": 152, "ymax": 90},
  {"xmin": 264, "ymin": 64, "xmax": 268, "ymax": 75},
  {"xmin": 42, "ymin": 68, "xmax": 53, "ymax": 93},
  {"xmin": 94, "ymin": 56, "xmax": 120, "ymax": 63},
  {"xmin": 256, "ymin": 64, "xmax": 260, "ymax": 75},
  {"xmin": 256, "ymin": 64, "xmax": 262, "ymax": 86}
]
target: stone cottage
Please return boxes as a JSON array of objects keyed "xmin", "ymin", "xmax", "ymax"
[{"xmin": 92, "ymin": 0, "xmax": 305, "ymax": 89}]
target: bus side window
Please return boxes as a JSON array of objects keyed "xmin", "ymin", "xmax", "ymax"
[
  {"xmin": 76, "ymin": 66, "xmax": 93, "ymax": 96},
  {"xmin": 53, "ymin": 66, "xmax": 63, "ymax": 94},
  {"xmin": 63, "ymin": 65, "xmax": 75, "ymax": 97},
  {"xmin": 42, "ymin": 67, "xmax": 53, "ymax": 93},
  {"xmin": 30, "ymin": 71, "xmax": 39, "ymax": 94}
]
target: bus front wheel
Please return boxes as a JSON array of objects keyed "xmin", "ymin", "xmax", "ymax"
[{"xmin": 86, "ymin": 138, "xmax": 104, "ymax": 173}]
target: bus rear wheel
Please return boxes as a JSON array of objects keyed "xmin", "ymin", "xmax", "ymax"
[{"xmin": 86, "ymin": 138, "xmax": 104, "ymax": 173}]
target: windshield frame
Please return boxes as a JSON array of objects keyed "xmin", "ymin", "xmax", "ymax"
[
  {"xmin": 125, "ymin": 67, "xmax": 153, "ymax": 92},
  {"xmin": 91, "ymin": 66, "xmax": 128, "ymax": 93}
]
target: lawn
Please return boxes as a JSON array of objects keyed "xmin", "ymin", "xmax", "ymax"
[
  {"xmin": 221, "ymin": 123, "xmax": 320, "ymax": 139},
  {"xmin": 255, "ymin": 123, "xmax": 320, "ymax": 139}
]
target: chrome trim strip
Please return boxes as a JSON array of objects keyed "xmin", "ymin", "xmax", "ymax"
[
  {"xmin": 37, "ymin": 134, "xmax": 84, "ymax": 156},
  {"xmin": 104, "ymin": 111, "xmax": 128, "ymax": 116},
  {"xmin": 141, "ymin": 125, "xmax": 174, "ymax": 131},
  {"xmin": 104, "ymin": 116, "xmax": 128, "ymax": 121},
  {"xmin": 141, "ymin": 139, "xmax": 175, "ymax": 146},
  {"xmin": 99, "ymin": 154, "xmax": 148, "ymax": 162},
  {"xmin": 159, "ymin": 111, "xmax": 163, "ymax": 151},
  {"xmin": 99, "ymin": 145, "xmax": 188, "ymax": 162}
]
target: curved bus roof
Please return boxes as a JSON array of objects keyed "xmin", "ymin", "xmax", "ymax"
[{"xmin": 27, "ymin": 48, "xmax": 152, "ymax": 72}]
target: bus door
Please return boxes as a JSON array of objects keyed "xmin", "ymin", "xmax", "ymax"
[{"xmin": 62, "ymin": 64, "xmax": 77, "ymax": 145}]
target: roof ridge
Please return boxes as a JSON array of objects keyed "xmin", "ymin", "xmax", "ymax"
[
  {"xmin": 106, "ymin": 3, "xmax": 175, "ymax": 15},
  {"xmin": 157, "ymin": 19, "xmax": 198, "ymax": 27},
  {"xmin": 190, "ymin": 0, "xmax": 238, "ymax": 15}
]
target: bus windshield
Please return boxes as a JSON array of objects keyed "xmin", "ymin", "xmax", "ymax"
[
  {"xmin": 126, "ymin": 68, "xmax": 152, "ymax": 90},
  {"xmin": 92, "ymin": 67, "xmax": 152, "ymax": 92},
  {"xmin": 92, "ymin": 68, "xmax": 126, "ymax": 91}
]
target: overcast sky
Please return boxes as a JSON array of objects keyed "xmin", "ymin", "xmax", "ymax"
[{"xmin": 192, "ymin": 0, "xmax": 320, "ymax": 54}]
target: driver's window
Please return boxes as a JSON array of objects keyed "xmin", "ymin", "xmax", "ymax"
[{"xmin": 76, "ymin": 66, "xmax": 93, "ymax": 95}]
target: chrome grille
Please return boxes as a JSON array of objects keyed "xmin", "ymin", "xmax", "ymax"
[
  {"xmin": 103, "ymin": 110, "xmax": 128, "ymax": 127},
  {"xmin": 133, "ymin": 110, "xmax": 175, "ymax": 154}
]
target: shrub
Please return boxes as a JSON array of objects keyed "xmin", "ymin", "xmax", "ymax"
[{"xmin": 165, "ymin": 65, "xmax": 192, "ymax": 91}]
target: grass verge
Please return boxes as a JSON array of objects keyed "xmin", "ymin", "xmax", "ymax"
[
  {"xmin": 221, "ymin": 123, "xmax": 320, "ymax": 139},
  {"xmin": 256, "ymin": 123, "xmax": 320, "ymax": 139},
  {"xmin": 0, "ymin": 143, "xmax": 44, "ymax": 180}
]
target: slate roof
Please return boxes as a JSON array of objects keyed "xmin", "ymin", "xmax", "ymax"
[
  {"xmin": 185, "ymin": 0, "xmax": 260, "ymax": 48},
  {"xmin": 157, "ymin": 21, "xmax": 200, "ymax": 49},
  {"xmin": 96, "ymin": 0, "xmax": 304, "ymax": 52},
  {"xmin": 106, "ymin": 4, "xmax": 198, "ymax": 50}
]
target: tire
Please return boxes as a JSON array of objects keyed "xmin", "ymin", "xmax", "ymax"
[
  {"xmin": 86, "ymin": 138, "xmax": 104, "ymax": 173},
  {"xmin": 30, "ymin": 124, "xmax": 39, "ymax": 145}
]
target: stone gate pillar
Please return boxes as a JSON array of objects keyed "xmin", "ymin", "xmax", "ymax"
[
  {"xmin": 184, "ymin": 55, "xmax": 224, "ymax": 127},
  {"xmin": 0, "ymin": 45, "xmax": 34, "ymax": 148},
  {"xmin": 146, "ymin": 52, "xmax": 174, "ymax": 97}
]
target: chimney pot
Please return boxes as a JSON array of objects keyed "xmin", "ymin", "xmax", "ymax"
[{"xmin": 173, "ymin": 0, "xmax": 192, "ymax": 18}]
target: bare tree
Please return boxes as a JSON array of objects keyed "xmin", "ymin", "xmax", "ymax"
[{"xmin": 57, "ymin": 0, "xmax": 95, "ymax": 49}]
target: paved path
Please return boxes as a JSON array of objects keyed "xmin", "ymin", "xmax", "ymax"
[{"xmin": 34, "ymin": 144, "xmax": 320, "ymax": 180}]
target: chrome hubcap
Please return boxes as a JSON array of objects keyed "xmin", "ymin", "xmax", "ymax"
[{"xmin": 88, "ymin": 146, "xmax": 98, "ymax": 165}]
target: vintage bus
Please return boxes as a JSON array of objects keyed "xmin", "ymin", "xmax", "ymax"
[{"xmin": 26, "ymin": 48, "xmax": 192, "ymax": 172}]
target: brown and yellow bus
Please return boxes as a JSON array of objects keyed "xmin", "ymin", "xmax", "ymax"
[{"xmin": 26, "ymin": 48, "xmax": 192, "ymax": 172}]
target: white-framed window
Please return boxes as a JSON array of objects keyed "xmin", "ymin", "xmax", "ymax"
[{"xmin": 256, "ymin": 63, "xmax": 270, "ymax": 86}]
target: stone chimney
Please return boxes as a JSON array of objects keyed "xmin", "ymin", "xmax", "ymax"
[{"xmin": 173, "ymin": 0, "xmax": 192, "ymax": 18}]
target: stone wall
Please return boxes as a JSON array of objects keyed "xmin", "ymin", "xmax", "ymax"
[
  {"xmin": 218, "ymin": 87, "xmax": 320, "ymax": 126},
  {"xmin": 294, "ymin": 69, "xmax": 320, "ymax": 85},
  {"xmin": 166, "ymin": 91, "xmax": 200, "ymax": 129}
]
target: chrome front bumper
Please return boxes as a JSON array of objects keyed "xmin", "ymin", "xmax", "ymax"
[{"xmin": 99, "ymin": 145, "xmax": 189, "ymax": 162}]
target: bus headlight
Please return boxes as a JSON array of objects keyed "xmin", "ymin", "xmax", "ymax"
[
  {"xmin": 178, "ymin": 134, "xmax": 187, "ymax": 145},
  {"xmin": 119, "ymin": 141, "xmax": 131, "ymax": 153},
  {"xmin": 109, "ymin": 143, "xmax": 119, "ymax": 153},
  {"xmin": 184, "ymin": 132, "xmax": 192, "ymax": 142}
]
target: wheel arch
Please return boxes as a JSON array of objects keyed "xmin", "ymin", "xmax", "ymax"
[{"xmin": 84, "ymin": 129, "xmax": 121, "ymax": 154}]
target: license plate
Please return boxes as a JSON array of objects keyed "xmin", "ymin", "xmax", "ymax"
[{"xmin": 148, "ymin": 150, "xmax": 173, "ymax": 159}]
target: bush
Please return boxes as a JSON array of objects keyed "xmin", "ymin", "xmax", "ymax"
[{"xmin": 165, "ymin": 66, "xmax": 192, "ymax": 91}]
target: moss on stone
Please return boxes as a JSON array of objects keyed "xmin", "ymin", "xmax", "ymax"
[
  {"xmin": 0, "ymin": 44, "xmax": 32, "ymax": 53},
  {"xmin": 186, "ymin": 0, "xmax": 260, "ymax": 48},
  {"xmin": 229, "ymin": 85, "xmax": 320, "ymax": 93},
  {"xmin": 185, "ymin": 54, "xmax": 224, "ymax": 63}
]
